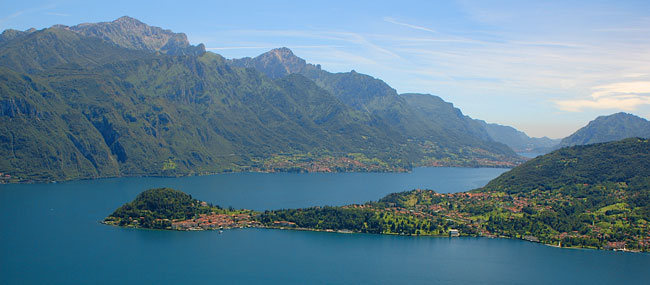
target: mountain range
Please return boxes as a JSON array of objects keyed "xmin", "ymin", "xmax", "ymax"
[
  {"xmin": 476, "ymin": 112, "xmax": 650, "ymax": 154},
  {"xmin": 2, "ymin": 16, "xmax": 648, "ymax": 183},
  {"xmin": 229, "ymin": 47, "xmax": 571, "ymax": 154},
  {"xmin": 0, "ymin": 17, "xmax": 525, "ymax": 182}
]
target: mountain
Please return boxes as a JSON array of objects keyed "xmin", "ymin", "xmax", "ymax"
[
  {"xmin": 399, "ymin": 93, "xmax": 518, "ymax": 163},
  {"xmin": 402, "ymin": 93, "xmax": 492, "ymax": 141},
  {"xmin": 0, "ymin": 17, "xmax": 205, "ymax": 75},
  {"xmin": 230, "ymin": 48, "xmax": 521, "ymax": 167},
  {"xmin": 0, "ymin": 21, "xmax": 410, "ymax": 182},
  {"xmin": 0, "ymin": 27, "xmax": 152, "ymax": 74},
  {"xmin": 228, "ymin": 47, "xmax": 318, "ymax": 79},
  {"xmin": 1, "ymin": 51, "xmax": 407, "ymax": 181},
  {"xmin": 476, "ymin": 121, "xmax": 560, "ymax": 153},
  {"xmin": 0, "ymin": 28, "xmax": 35, "ymax": 46},
  {"xmin": 0, "ymin": 17, "xmax": 523, "ymax": 183},
  {"xmin": 482, "ymin": 137, "xmax": 650, "ymax": 193},
  {"xmin": 65, "ymin": 16, "xmax": 205, "ymax": 56},
  {"xmin": 557, "ymin": 112, "xmax": 650, "ymax": 148}
]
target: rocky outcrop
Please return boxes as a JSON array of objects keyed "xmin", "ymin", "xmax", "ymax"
[
  {"xmin": 66, "ymin": 16, "xmax": 205, "ymax": 55},
  {"xmin": 228, "ymin": 47, "xmax": 319, "ymax": 79}
]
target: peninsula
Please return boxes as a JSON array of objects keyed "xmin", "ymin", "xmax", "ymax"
[
  {"xmin": 105, "ymin": 138, "xmax": 650, "ymax": 252},
  {"xmin": 103, "ymin": 188, "xmax": 260, "ymax": 230}
]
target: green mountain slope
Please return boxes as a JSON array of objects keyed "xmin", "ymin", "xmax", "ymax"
[
  {"xmin": 0, "ymin": 68, "xmax": 120, "ymax": 181},
  {"xmin": 0, "ymin": 34, "xmax": 408, "ymax": 181},
  {"xmin": 482, "ymin": 137, "xmax": 650, "ymax": 193},
  {"xmin": 0, "ymin": 27, "xmax": 151, "ymax": 74},
  {"xmin": 230, "ymin": 48, "xmax": 522, "ymax": 166},
  {"xmin": 557, "ymin": 112, "xmax": 650, "ymax": 148},
  {"xmin": 0, "ymin": 28, "xmax": 35, "ymax": 47}
]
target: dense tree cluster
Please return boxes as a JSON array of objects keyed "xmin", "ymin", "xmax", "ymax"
[
  {"xmin": 106, "ymin": 188, "xmax": 218, "ymax": 228},
  {"xmin": 482, "ymin": 138, "xmax": 650, "ymax": 193}
]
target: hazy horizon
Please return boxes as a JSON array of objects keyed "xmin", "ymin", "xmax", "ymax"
[{"xmin": 3, "ymin": 0, "xmax": 649, "ymax": 138}]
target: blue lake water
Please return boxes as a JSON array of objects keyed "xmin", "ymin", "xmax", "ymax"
[{"xmin": 1, "ymin": 167, "xmax": 649, "ymax": 284}]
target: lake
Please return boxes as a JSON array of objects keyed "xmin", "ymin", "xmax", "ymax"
[
  {"xmin": 518, "ymin": 152, "xmax": 545, "ymax": 158},
  {"xmin": 1, "ymin": 167, "xmax": 649, "ymax": 284}
]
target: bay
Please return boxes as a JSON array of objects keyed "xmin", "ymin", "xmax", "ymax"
[{"xmin": 1, "ymin": 167, "xmax": 648, "ymax": 284}]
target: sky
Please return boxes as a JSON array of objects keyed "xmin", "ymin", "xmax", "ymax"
[{"xmin": 2, "ymin": 0, "xmax": 650, "ymax": 138}]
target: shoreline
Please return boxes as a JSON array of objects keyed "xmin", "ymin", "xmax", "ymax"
[
  {"xmin": 101, "ymin": 222, "xmax": 648, "ymax": 253},
  {"xmin": 0, "ymin": 165, "xmax": 514, "ymax": 185}
]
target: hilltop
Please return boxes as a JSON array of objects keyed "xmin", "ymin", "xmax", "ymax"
[
  {"xmin": 557, "ymin": 112, "xmax": 650, "ymax": 148},
  {"xmin": 103, "ymin": 188, "xmax": 258, "ymax": 230}
]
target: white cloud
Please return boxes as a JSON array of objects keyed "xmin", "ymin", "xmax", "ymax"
[
  {"xmin": 554, "ymin": 81, "xmax": 650, "ymax": 112},
  {"xmin": 383, "ymin": 17, "xmax": 437, "ymax": 34}
]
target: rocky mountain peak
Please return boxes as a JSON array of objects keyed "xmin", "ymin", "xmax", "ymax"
[
  {"xmin": 66, "ymin": 16, "xmax": 205, "ymax": 56},
  {"xmin": 113, "ymin": 15, "xmax": 141, "ymax": 25},
  {"xmin": 228, "ymin": 47, "xmax": 320, "ymax": 79},
  {"xmin": 267, "ymin": 47, "xmax": 297, "ymax": 59}
]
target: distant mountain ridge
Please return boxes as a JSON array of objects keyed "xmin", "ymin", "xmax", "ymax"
[
  {"xmin": 557, "ymin": 112, "xmax": 650, "ymax": 148},
  {"xmin": 476, "ymin": 121, "xmax": 560, "ymax": 153}
]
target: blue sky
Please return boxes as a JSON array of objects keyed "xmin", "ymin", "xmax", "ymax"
[{"xmin": 2, "ymin": 0, "xmax": 650, "ymax": 138}]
